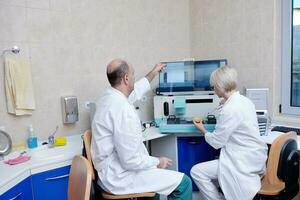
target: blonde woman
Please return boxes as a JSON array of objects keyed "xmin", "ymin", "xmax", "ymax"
[{"xmin": 191, "ymin": 66, "xmax": 268, "ymax": 200}]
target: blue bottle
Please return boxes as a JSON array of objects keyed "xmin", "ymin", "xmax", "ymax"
[{"xmin": 27, "ymin": 125, "xmax": 38, "ymax": 149}]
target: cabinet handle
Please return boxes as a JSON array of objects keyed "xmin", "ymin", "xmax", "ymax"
[
  {"xmin": 9, "ymin": 192, "xmax": 22, "ymax": 200},
  {"xmin": 45, "ymin": 174, "xmax": 69, "ymax": 181},
  {"xmin": 188, "ymin": 141, "xmax": 200, "ymax": 145}
]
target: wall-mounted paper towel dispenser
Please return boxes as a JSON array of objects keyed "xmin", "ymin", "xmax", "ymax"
[{"xmin": 61, "ymin": 96, "xmax": 79, "ymax": 124}]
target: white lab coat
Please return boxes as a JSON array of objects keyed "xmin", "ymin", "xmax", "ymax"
[
  {"xmin": 204, "ymin": 91, "xmax": 268, "ymax": 200},
  {"xmin": 91, "ymin": 78, "xmax": 183, "ymax": 195}
]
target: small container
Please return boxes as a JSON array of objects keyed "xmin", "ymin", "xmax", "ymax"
[{"xmin": 27, "ymin": 125, "xmax": 38, "ymax": 149}]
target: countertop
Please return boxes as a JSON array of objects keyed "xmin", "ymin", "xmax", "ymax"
[
  {"xmin": 0, "ymin": 127, "xmax": 166, "ymax": 195},
  {"xmin": 0, "ymin": 134, "xmax": 83, "ymax": 195}
]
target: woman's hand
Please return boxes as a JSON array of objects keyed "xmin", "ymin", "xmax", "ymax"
[{"xmin": 193, "ymin": 120, "xmax": 207, "ymax": 135}]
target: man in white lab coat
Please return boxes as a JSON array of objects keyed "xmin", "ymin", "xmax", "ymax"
[
  {"xmin": 191, "ymin": 66, "xmax": 268, "ymax": 200},
  {"xmin": 91, "ymin": 59, "xmax": 192, "ymax": 199}
]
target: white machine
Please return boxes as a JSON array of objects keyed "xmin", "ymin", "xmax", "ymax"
[
  {"xmin": 154, "ymin": 59, "xmax": 227, "ymax": 133},
  {"xmin": 154, "ymin": 95, "xmax": 219, "ymax": 124}
]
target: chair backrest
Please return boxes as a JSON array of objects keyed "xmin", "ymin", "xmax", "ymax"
[
  {"xmin": 264, "ymin": 131, "xmax": 298, "ymax": 189},
  {"xmin": 83, "ymin": 129, "xmax": 96, "ymax": 180},
  {"xmin": 68, "ymin": 155, "xmax": 93, "ymax": 200},
  {"xmin": 277, "ymin": 136, "xmax": 299, "ymax": 199}
]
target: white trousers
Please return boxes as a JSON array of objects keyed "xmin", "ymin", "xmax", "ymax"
[{"xmin": 190, "ymin": 159, "xmax": 225, "ymax": 200}]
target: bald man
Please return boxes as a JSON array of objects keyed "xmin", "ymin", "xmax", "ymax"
[{"xmin": 91, "ymin": 59, "xmax": 192, "ymax": 200}]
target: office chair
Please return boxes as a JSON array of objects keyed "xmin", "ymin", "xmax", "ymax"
[
  {"xmin": 254, "ymin": 131, "xmax": 299, "ymax": 200},
  {"xmin": 82, "ymin": 129, "xmax": 156, "ymax": 200},
  {"xmin": 68, "ymin": 155, "xmax": 93, "ymax": 200}
]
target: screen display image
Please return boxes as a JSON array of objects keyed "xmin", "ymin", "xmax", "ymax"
[{"xmin": 158, "ymin": 59, "xmax": 227, "ymax": 94}]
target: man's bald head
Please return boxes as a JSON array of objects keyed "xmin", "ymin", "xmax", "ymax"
[{"xmin": 106, "ymin": 59, "xmax": 130, "ymax": 86}]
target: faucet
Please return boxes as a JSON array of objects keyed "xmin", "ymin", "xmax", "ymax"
[{"xmin": 48, "ymin": 126, "xmax": 58, "ymax": 148}]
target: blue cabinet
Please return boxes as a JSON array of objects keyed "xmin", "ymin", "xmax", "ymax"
[
  {"xmin": 177, "ymin": 137, "xmax": 219, "ymax": 191},
  {"xmin": 1, "ymin": 177, "xmax": 33, "ymax": 200},
  {"xmin": 31, "ymin": 165, "xmax": 70, "ymax": 200}
]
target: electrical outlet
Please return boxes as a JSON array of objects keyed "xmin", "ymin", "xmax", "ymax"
[{"xmin": 84, "ymin": 101, "xmax": 91, "ymax": 110}]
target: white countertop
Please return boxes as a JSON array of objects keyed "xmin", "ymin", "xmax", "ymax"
[
  {"xmin": 0, "ymin": 134, "xmax": 83, "ymax": 195},
  {"xmin": 261, "ymin": 129, "xmax": 300, "ymax": 149},
  {"xmin": 143, "ymin": 126, "xmax": 300, "ymax": 150},
  {"xmin": 142, "ymin": 127, "xmax": 168, "ymax": 141},
  {"xmin": 0, "ymin": 128, "xmax": 165, "ymax": 195}
]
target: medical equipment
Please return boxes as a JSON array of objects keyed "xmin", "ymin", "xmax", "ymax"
[
  {"xmin": 154, "ymin": 94, "xmax": 220, "ymax": 133},
  {"xmin": 157, "ymin": 59, "xmax": 227, "ymax": 95},
  {"xmin": 154, "ymin": 59, "xmax": 226, "ymax": 133},
  {"xmin": 257, "ymin": 111, "xmax": 269, "ymax": 136},
  {"xmin": 246, "ymin": 88, "xmax": 269, "ymax": 135}
]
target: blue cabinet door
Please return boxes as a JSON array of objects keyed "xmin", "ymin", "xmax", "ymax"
[
  {"xmin": 1, "ymin": 177, "xmax": 33, "ymax": 200},
  {"xmin": 31, "ymin": 165, "xmax": 70, "ymax": 200},
  {"xmin": 177, "ymin": 137, "xmax": 219, "ymax": 191}
]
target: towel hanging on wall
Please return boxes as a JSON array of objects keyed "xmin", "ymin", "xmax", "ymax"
[{"xmin": 4, "ymin": 55, "xmax": 35, "ymax": 115}]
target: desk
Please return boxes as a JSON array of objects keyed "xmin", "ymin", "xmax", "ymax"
[
  {"xmin": 142, "ymin": 127, "xmax": 168, "ymax": 141},
  {"xmin": 261, "ymin": 129, "xmax": 300, "ymax": 150},
  {"xmin": 142, "ymin": 127, "xmax": 168, "ymax": 153},
  {"xmin": 144, "ymin": 126, "xmax": 300, "ymax": 149}
]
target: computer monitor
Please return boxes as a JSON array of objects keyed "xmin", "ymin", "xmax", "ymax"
[{"xmin": 157, "ymin": 59, "xmax": 227, "ymax": 95}]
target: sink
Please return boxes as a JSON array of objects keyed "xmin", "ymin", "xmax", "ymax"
[
  {"xmin": 30, "ymin": 142, "xmax": 81, "ymax": 161},
  {"xmin": 25, "ymin": 135, "xmax": 83, "ymax": 162},
  {"xmin": 30, "ymin": 146, "xmax": 66, "ymax": 161}
]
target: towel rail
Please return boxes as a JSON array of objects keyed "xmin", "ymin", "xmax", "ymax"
[{"xmin": 2, "ymin": 45, "xmax": 20, "ymax": 55}]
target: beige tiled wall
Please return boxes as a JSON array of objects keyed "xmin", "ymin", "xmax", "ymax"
[
  {"xmin": 0, "ymin": 0, "xmax": 191, "ymax": 144},
  {"xmin": 1, "ymin": 0, "xmax": 296, "ymax": 145},
  {"xmin": 190, "ymin": 0, "xmax": 275, "ymax": 112}
]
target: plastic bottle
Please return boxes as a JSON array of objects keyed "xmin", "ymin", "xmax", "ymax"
[{"xmin": 27, "ymin": 125, "xmax": 38, "ymax": 149}]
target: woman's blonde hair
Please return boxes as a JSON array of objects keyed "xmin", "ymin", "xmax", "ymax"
[{"xmin": 210, "ymin": 65, "xmax": 237, "ymax": 94}]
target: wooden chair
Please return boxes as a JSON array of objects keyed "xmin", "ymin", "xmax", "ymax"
[
  {"xmin": 255, "ymin": 131, "xmax": 299, "ymax": 200},
  {"xmin": 68, "ymin": 155, "xmax": 93, "ymax": 200},
  {"xmin": 83, "ymin": 129, "xmax": 156, "ymax": 199}
]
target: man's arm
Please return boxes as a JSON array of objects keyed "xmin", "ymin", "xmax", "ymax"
[
  {"xmin": 128, "ymin": 63, "xmax": 165, "ymax": 103},
  {"xmin": 145, "ymin": 63, "xmax": 165, "ymax": 82}
]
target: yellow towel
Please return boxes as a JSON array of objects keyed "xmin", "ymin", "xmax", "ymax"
[{"xmin": 4, "ymin": 55, "xmax": 35, "ymax": 115}]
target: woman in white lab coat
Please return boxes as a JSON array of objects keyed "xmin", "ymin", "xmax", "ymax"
[{"xmin": 191, "ymin": 66, "xmax": 268, "ymax": 200}]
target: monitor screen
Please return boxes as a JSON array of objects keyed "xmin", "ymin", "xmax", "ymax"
[{"xmin": 158, "ymin": 59, "xmax": 227, "ymax": 94}]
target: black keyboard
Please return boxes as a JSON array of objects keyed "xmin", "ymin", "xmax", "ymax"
[{"xmin": 271, "ymin": 126, "xmax": 300, "ymax": 135}]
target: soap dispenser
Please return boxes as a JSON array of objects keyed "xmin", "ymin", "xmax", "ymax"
[{"xmin": 27, "ymin": 125, "xmax": 38, "ymax": 149}]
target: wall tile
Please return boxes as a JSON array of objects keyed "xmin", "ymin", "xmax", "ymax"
[
  {"xmin": 0, "ymin": 5, "xmax": 27, "ymax": 42},
  {"xmin": 50, "ymin": 0, "xmax": 70, "ymax": 11},
  {"xmin": 0, "ymin": 0, "xmax": 26, "ymax": 7},
  {"xmin": 26, "ymin": 8, "xmax": 53, "ymax": 43},
  {"xmin": 26, "ymin": 0, "xmax": 50, "ymax": 9},
  {"xmin": 0, "ymin": 0, "xmax": 190, "ymax": 144}
]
